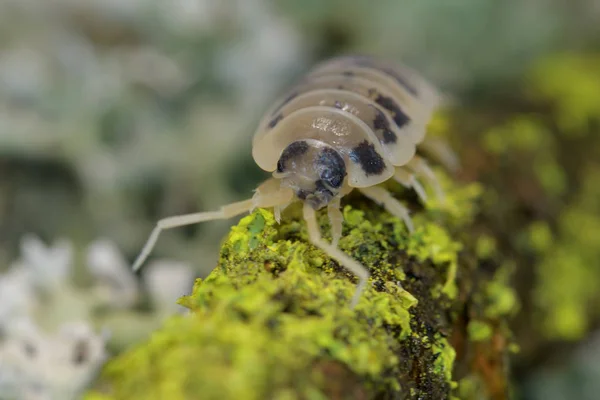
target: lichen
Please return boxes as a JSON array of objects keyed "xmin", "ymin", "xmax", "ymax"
[{"xmin": 86, "ymin": 165, "xmax": 489, "ymax": 399}]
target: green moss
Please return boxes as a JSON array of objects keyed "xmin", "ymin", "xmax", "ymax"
[
  {"xmin": 533, "ymin": 154, "xmax": 568, "ymax": 196},
  {"xmin": 478, "ymin": 106, "xmax": 569, "ymax": 199},
  {"xmin": 86, "ymin": 153, "xmax": 488, "ymax": 398},
  {"xmin": 456, "ymin": 375, "xmax": 485, "ymax": 400},
  {"xmin": 470, "ymin": 55, "xmax": 600, "ymax": 344},
  {"xmin": 423, "ymin": 171, "xmax": 484, "ymax": 228},
  {"xmin": 534, "ymin": 167, "xmax": 600, "ymax": 340},
  {"xmin": 475, "ymin": 235, "xmax": 497, "ymax": 260},
  {"xmin": 407, "ymin": 223, "xmax": 462, "ymax": 299},
  {"xmin": 529, "ymin": 54, "xmax": 600, "ymax": 135},
  {"xmin": 482, "ymin": 116, "xmax": 550, "ymax": 155},
  {"xmin": 467, "ymin": 320, "xmax": 493, "ymax": 342},
  {"xmin": 84, "ymin": 394, "xmax": 113, "ymax": 400},
  {"xmin": 431, "ymin": 336, "xmax": 457, "ymax": 385},
  {"xmin": 406, "ymin": 175, "xmax": 483, "ymax": 299},
  {"xmin": 484, "ymin": 264, "xmax": 519, "ymax": 319},
  {"xmin": 427, "ymin": 111, "xmax": 452, "ymax": 140},
  {"xmin": 92, "ymin": 208, "xmax": 416, "ymax": 399},
  {"xmin": 527, "ymin": 221, "xmax": 553, "ymax": 253}
]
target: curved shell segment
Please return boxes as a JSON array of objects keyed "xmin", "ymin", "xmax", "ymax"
[
  {"xmin": 310, "ymin": 55, "xmax": 441, "ymax": 118},
  {"xmin": 252, "ymin": 105, "xmax": 395, "ymax": 188},
  {"xmin": 252, "ymin": 55, "xmax": 440, "ymax": 188},
  {"xmin": 256, "ymin": 89, "xmax": 416, "ymax": 166}
]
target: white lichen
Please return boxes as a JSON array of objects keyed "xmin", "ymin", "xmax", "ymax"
[
  {"xmin": 0, "ymin": 317, "xmax": 108, "ymax": 400},
  {"xmin": 143, "ymin": 259, "xmax": 195, "ymax": 317},
  {"xmin": 86, "ymin": 238, "xmax": 140, "ymax": 310},
  {"xmin": 0, "ymin": 233, "xmax": 195, "ymax": 399}
]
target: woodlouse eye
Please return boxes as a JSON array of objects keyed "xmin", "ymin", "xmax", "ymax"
[
  {"xmin": 317, "ymin": 148, "xmax": 346, "ymax": 189},
  {"xmin": 321, "ymin": 169, "xmax": 343, "ymax": 189}
]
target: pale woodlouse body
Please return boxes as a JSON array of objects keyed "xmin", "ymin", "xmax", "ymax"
[{"xmin": 132, "ymin": 55, "xmax": 449, "ymax": 307}]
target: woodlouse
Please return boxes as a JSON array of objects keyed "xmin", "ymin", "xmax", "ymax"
[{"xmin": 132, "ymin": 55, "xmax": 451, "ymax": 307}]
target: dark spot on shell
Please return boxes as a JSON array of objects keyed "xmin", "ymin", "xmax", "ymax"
[
  {"xmin": 372, "ymin": 108, "xmax": 397, "ymax": 144},
  {"xmin": 277, "ymin": 141, "xmax": 309, "ymax": 173},
  {"xmin": 333, "ymin": 101, "xmax": 343, "ymax": 109},
  {"xmin": 317, "ymin": 147, "xmax": 346, "ymax": 188},
  {"xmin": 349, "ymin": 140, "xmax": 386, "ymax": 176},
  {"xmin": 374, "ymin": 94, "xmax": 410, "ymax": 129},
  {"xmin": 382, "ymin": 130, "xmax": 396, "ymax": 144},
  {"xmin": 342, "ymin": 70, "xmax": 354, "ymax": 77},
  {"xmin": 268, "ymin": 113, "xmax": 283, "ymax": 129}
]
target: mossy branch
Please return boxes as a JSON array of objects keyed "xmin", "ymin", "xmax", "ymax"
[
  {"xmin": 86, "ymin": 166, "xmax": 516, "ymax": 400},
  {"xmin": 83, "ymin": 54, "xmax": 600, "ymax": 400}
]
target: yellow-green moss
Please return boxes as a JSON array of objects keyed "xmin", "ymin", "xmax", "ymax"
[
  {"xmin": 431, "ymin": 336, "xmax": 457, "ymax": 385},
  {"xmin": 467, "ymin": 320, "xmax": 494, "ymax": 342},
  {"xmin": 90, "ymin": 207, "xmax": 418, "ymax": 399},
  {"xmin": 527, "ymin": 221, "xmax": 553, "ymax": 253},
  {"xmin": 476, "ymin": 235, "xmax": 497, "ymax": 260},
  {"xmin": 407, "ymin": 223, "xmax": 462, "ymax": 299},
  {"xmin": 484, "ymin": 263, "xmax": 519, "ymax": 319},
  {"xmin": 427, "ymin": 111, "xmax": 452, "ymax": 139},
  {"xmin": 456, "ymin": 375, "xmax": 485, "ymax": 400},
  {"xmin": 482, "ymin": 116, "xmax": 550, "ymax": 155},
  {"xmin": 533, "ymin": 166, "xmax": 600, "ymax": 340},
  {"xmin": 520, "ymin": 55, "xmax": 600, "ymax": 340},
  {"xmin": 529, "ymin": 54, "xmax": 600, "ymax": 135},
  {"xmin": 86, "ymin": 143, "xmax": 488, "ymax": 399}
]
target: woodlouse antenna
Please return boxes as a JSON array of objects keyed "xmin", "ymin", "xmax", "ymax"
[
  {"xmin": 132, "ymin": 179, "xmax": 294, "ymax": 272},
  {"xmin": 132, "ymin": 199, "xmax": 255, "ymax": 272}
]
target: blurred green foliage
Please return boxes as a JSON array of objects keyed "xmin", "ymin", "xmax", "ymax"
[{"xmin": 1, "ymin": 1, "xmax": 600, "ymax": 399}]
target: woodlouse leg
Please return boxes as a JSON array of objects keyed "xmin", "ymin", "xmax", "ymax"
[
  {"xmin": 303, "ymin": 202, "xmax": 369, "ymax": 308},
  {"xmin": 394, "ymin": 167, "xmax": 428, "ymax": 204},
  {"xmin": 327, "ymin": 197, "xmax": 343, "ymax": 247},
  {"xmin": 358, "ymin": 186, "xmax": 414, "ymax": 233},
  {"xmin": 418, "ymin": 137, "xmax": 460, "ymax": 173},
  {"xmin": 407, "ymin": 155, "xmax": 445, "ymax": 201},
  {"xmin": 132, "ymin": 178, "xmax": 293, "ymax": 272},
  {"xmin": 255, "ymin": 178, "xmax": 294, "ymax": 224}
]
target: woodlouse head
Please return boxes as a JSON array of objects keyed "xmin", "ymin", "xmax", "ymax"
[{"xmin": 274, "ymin": 139, "xmax": 346, "ymax": 209}]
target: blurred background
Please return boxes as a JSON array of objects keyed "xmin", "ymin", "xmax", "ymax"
[{"xmin": 0, "ymin": 0, "xmax": 599, "ymax": 399}]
